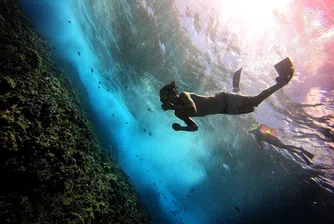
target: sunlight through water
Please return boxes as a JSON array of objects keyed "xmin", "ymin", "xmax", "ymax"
[{"xmin": 20, "ymin": 0, "xmax": 334, "ymax": 223}]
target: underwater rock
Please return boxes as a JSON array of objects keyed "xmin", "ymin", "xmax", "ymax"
[
  {"xmin": 0, "ymin": 1, "xmax": 153, "ymax": 223},
  {"xmin": 0, "ymin": 76, "xmax": 16, "ymax": 95}
]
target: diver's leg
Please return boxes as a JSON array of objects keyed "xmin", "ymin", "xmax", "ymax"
[
  {"xmin": 267, "ymin": 135, "xmax": 314, "ymax": 164},
  {"xmin": 251, "ymin": 57, "xmax": 295, "ymax": 107},
  {"xmin": 267, "ymin": 136, "xmax": 287, "ymax": 148},
  {"xmin": 251, "ymin": 83, "xmax": 284, "ymax": 107},
  {"xmin": 270, "ymin": 137, "xmax": 301, "ymax": 152},
  {"xmin": 273, "ymin": 140, "xmax": 314, "ymax": 165},
  {"xmin": 270, "ymin": 135, "xmax": 315, "ymax": 159},
  {"xmin": 286, "ymin": 146, "xmax": 315, "ymax": 160}
]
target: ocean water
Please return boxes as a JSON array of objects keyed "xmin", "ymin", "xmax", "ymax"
[{"xmin": 20, "ymin": 0, "xmax": 334, "ymax": 223}]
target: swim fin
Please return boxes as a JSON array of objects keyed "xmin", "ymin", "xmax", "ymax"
[
  {"xmin": 233, "ymin": 68, "xmax": 242, "ymax": 93},
  {"xmin": 300, "ymin": 147, "xmax": 315, "ymax": 160},
  {"xmin": 274, "ymin": 57, "xmax": 294, "ymax": 85},
  {"xmin": 300, "ymin": 152, "xmax": 313, "ymax": 166}
]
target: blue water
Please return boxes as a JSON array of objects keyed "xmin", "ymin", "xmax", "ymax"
[{"xmin": 20, "ymin": 0, "xmax": 334, "ymax": 223}]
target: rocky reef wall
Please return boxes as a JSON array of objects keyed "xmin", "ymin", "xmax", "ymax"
[{"xmin": 0, "ymin": 1, "xmax": 152, "ymax": 223}]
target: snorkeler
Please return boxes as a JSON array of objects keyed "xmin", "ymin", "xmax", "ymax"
[
  {"xmin": 249, "ymin": 123, "xmax": 315, "ymax": 165},
  {"xmin": 160, "ymin": 57, "xmax": 294, "ymax": 132}
]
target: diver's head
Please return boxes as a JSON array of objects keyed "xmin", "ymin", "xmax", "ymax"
[
  {"xmin": 249, "ymin": 123, "xmax": 261, "ymax": 133},
  {"xmin": 160, "ymin": 81, "xmax": 178, "ymax": 103}
]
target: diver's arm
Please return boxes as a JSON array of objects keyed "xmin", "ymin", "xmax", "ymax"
[
  {"xmin": 173, "ymin": 109, "xmax": 199, "ymax": 132},
  {"xmin": 253, "ymin": 134, "xmax": 264, "ymax": 148},
  {"xmin": 249, "ymin": 130, "xmax": 264, "ymax": 148},
  {"xmin": 173, "ymin": 123, "xmax": 198, "ymax": 132},
  {"xmin": 256, "ymin": 138, "xmax": 264, "ymax": 148}
]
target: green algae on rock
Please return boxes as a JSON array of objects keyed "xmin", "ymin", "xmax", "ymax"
[{"xmin": 0, "ymin": 1, "xmax": 153, "ymax": 223}]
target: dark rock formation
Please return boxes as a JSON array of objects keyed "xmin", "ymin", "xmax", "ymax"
[{"xmin": 0, "ymin": 1, "xmax": 153, "ymax": 223}]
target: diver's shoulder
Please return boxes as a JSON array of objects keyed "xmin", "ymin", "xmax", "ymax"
[{"xmin": 179, "ymin": 91, "xmax": 192, "ymax": 96}]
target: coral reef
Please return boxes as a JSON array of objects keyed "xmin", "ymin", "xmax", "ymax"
[{"xmin": 0, "ymin": 1, "xmax": 152, "ymax": 223}]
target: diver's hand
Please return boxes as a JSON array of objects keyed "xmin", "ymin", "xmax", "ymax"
[
  {"xmin": 172, "ymin": 123, "xmax": 182, "ymax": 131},
  {"xmin": 161, "ymin": 102, "xmax": 173, "ymax": 111}
]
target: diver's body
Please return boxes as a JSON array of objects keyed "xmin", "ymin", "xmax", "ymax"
[
  {"xmin": 176, "ymin": 84, "xmax": 284, "ymax": 117},
  {"xmin": 160, "ymin": 58, "xmax": 294, "ymax": 132},
  {"xmin": 249, "ymin": 123, "xmax": 315, "ymax": 165}
]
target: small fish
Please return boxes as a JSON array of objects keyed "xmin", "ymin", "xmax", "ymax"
[
  {"xmin": 164, "ymin": 196, "xmax": 167, "ymax": 199},
  {"xmin": 125, "ymin": 85, "xmax": 128, "ymax": 89},
  {"xmin": 186, "ymin": 195, "xmax": 190, "ymax": 198},
  {"xmin": 147, "ymin": 170, "xmax": 149, "ymax": 172},
  {"xmin": 172, "ymin": 200, "xmax": 176, "ymax": 204},
  {"xmin": 68, "ymin": 20, "xmax": 71, "ymax": 23},
  {"xmin": 153, "ymin": 182, "xmax": 156, "ymax": 186},
  {"xmin": 136, "ymin": 155, "xmax": 143, "ymax": 161},
  {"xmin": 98, "ymin": 81, "xmax": 101, "ymax": 84},
  {"xmin": 234, "ymin": 206, "xmax": 240, "ymax": 212},
  {"xmin": 148, "ymin": 132, "xmax": 152, "ymax": 136},
  {"xmin": 143, "ymin": 128, "xmax": 146, "ymax": 132},
  {"xmin": 125, "ymin": 122, "xmax": 128, "ymax": 124},
  {"xmin": 107, "ymin": 89, "xmax": 110, "ymax": 92},
  {"xmin": 91, "ymin": 68, "xmax": 94, "ymax": 73},
  {"xmin": 147, "ymin": 108, "xmax": 152, "ymax": 112},
  {"xmin": 107, "ymin": 77, "xmax": 110, "ymax": 80},
  {"xmin": 77, "ymin": 51, "xmax": 81, "ymax": 56},
  {"xmin": 112, "ymin": 114, "xmax": 115, "ymax": 117},
  {"xmin": 98, "ymin": 85, "xmax": 100, "ymax": 89},
  {"xmin": 191, "ymin": 188, "xmax": 196, "ymax": 193}
]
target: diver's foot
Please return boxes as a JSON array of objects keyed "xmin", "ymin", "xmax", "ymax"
[{"xmin": 275, "ymin": 74, "xmax": 292, "ymax": 85}]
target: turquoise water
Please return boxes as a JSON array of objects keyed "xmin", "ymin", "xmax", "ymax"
[{"xmin": 21, "ymin": 0, "xmax": 334, "ymax": 223}]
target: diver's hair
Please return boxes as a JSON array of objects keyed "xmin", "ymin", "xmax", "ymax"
[{"xmin": 160, "ymin": 81, "xmax": 176, "ymax": 92}]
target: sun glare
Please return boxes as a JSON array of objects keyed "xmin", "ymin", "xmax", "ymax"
[{"xmin": 219, "ymin": 0, "xmax": 291, "ymax": 32}]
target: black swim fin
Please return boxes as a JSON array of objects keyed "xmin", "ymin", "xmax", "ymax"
[
  {"xmin": 233, "ymin": 68, "xmax": 242, "ymax": 93},
  {"xmin": 300, "ymin": 147, "xmax": 315, "ymax": 160},
  {"xmin": 274, "ymin": 57, "xmax": 294, "ymax": 85},
  {"xmin": 300, "ymin": 152, "xmax": 313, "ymax": 166}
]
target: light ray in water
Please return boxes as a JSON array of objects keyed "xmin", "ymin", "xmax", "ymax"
[{"xmin": 20, "ymin": 0, "xmax": 334, "ymax": 223}]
